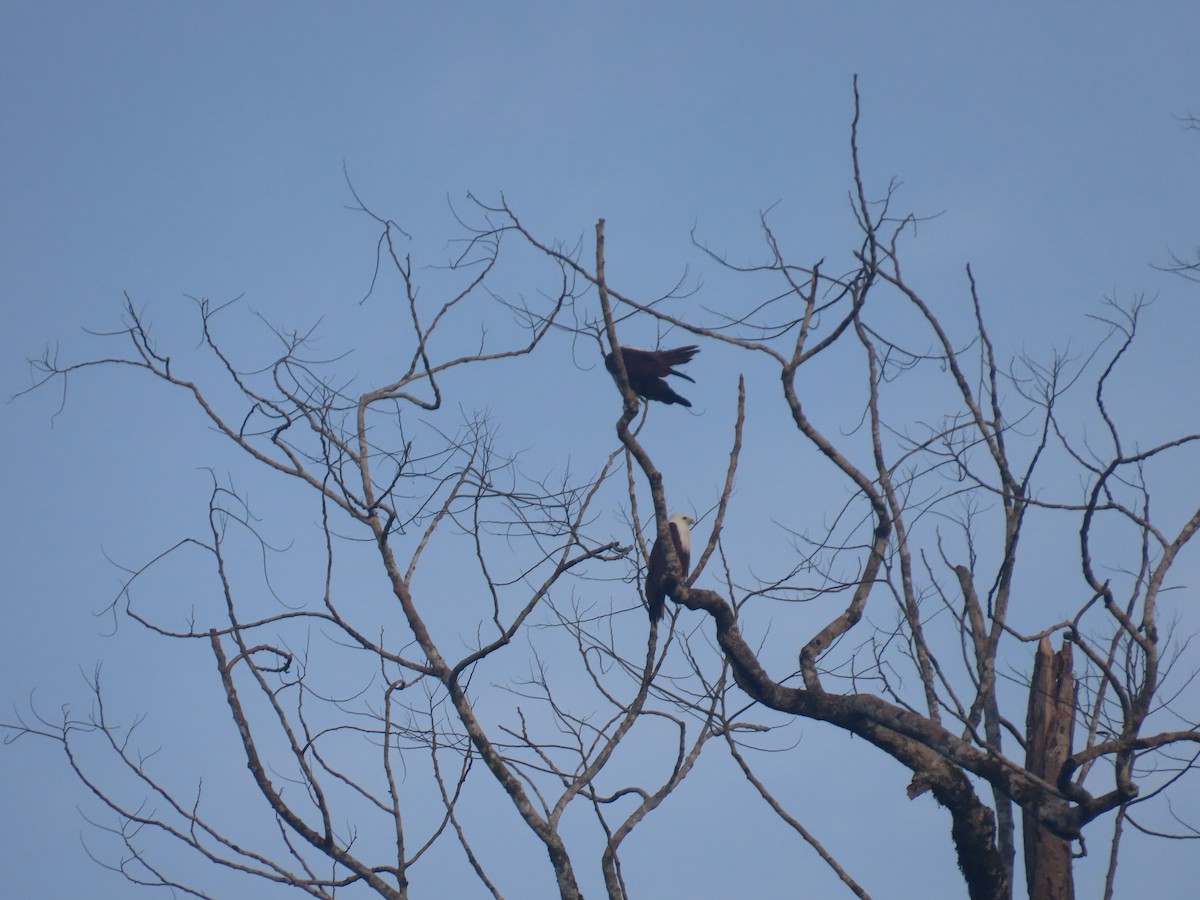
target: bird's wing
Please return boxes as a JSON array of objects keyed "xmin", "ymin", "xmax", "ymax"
[
  {"xmin": 645, "ymin": 533, "xmax": 667, "ymax": 619},
  {"xmin": 660, "ymin": 345, "xmax": 700, "ymax": 369}
]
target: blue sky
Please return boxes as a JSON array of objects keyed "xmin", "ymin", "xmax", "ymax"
[{"xmin": 3, "ymin": 3, "xmax": 1199, "ymax": 898}]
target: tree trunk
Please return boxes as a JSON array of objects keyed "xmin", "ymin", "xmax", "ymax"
[{"xmin": 1023, "ymin": 638, "xmax": 1076, "ymax": 900}]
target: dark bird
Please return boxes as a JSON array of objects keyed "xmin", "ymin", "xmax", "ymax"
[
  {"xmin": 645, "ymin": 513, "xmax": 696, "ymax": 621},
  {"xmin": 604, "ymin": 345, "xmax": 699, "ymax": 407}
]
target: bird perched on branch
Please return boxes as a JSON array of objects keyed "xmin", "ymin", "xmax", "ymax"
[
  {"xmin": 645, "ymin": 512, "xmax": 696, "ymax": 621},
  {"xmin": 605, "ymin": 345, "xmax": 700, "ymax": 407}
]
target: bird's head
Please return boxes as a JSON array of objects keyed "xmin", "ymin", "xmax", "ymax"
[{"xmin": 667, "ymin": 512, "xmax": 696, "ymax": 533}]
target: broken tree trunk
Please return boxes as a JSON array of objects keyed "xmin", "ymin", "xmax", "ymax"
[{"xmin": 1023, "ymin": 637, "xmax": 1076, "ymax": 900}]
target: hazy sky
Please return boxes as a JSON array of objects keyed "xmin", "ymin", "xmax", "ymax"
[{"xmin": 3, "ymin": 3, "xmax": 1198, "ymax": 898}]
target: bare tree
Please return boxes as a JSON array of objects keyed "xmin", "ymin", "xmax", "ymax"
[{"xmin": 8, "ymin": 88, "xmax": 1200, "ymax": 900}]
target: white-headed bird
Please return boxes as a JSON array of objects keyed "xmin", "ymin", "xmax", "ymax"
[{"xmin": 645, "ymin": 512, "xmax": 696, "ymax": 621}]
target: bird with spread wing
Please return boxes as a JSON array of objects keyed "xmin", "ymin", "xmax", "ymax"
[{"xmin": 605, "ymin": 345, "xmax": 699, "ymax": 407}]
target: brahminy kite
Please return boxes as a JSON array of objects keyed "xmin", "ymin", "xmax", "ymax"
[
  {"xmin": 604, "ymin": 345, "xmax": 700, "ymax": 407},
  {"xmin": 645, "ymin": 512, "xmax": 696, "ymax": 621}
]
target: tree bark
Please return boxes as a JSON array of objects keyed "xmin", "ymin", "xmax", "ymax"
[{"xmin": 1024, "ymin": 638, "xmax": 1076, "ymax": 900}]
